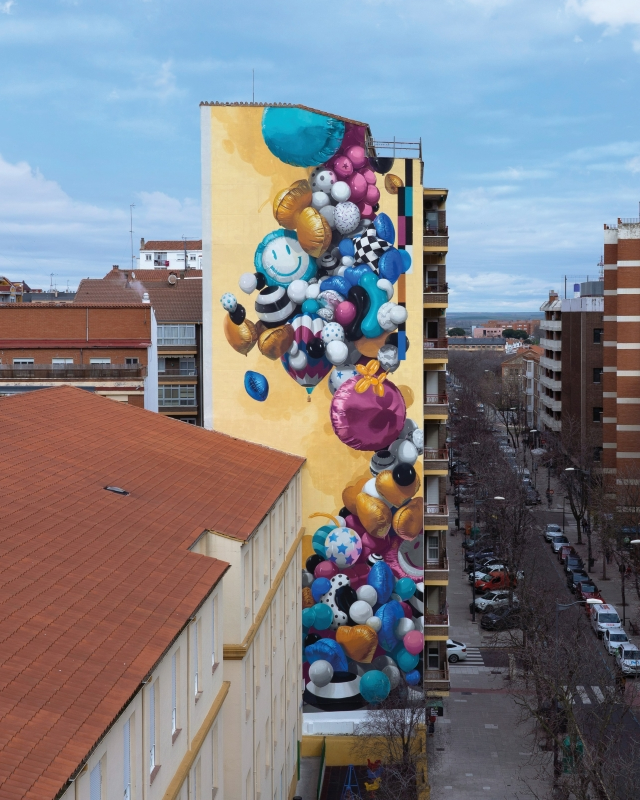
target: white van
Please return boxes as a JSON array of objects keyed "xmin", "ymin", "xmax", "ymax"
[{"xmin": 590, "ymin": 603, "xmax": 622, "ymax": 638}]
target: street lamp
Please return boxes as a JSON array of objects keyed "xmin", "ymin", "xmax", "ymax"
[{"xmin": 553, "ymin": 598, "xmax": 604, "ymax": 784}]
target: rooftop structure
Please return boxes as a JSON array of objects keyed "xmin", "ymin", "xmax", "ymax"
[{"xmin": 139, "ymin": 240, "xmax": 203, "ymax": 271}]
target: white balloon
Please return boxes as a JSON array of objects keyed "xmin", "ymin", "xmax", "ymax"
[
  {"xmin": 414, "ymin": 616, "xmax": 425, "ymax": 633},
  {"xmin": 287, "ymin": 279, "xmax": 308, "ymax": 305},
  {"xmin": 306, "ymin": 283, "xmax": 321, "ymax": 300},
  {"xmin": 377, "ymin": 278, "xmax": 394, "ymax": 300},
  {"xmin": 363, "ymin": 477, "xmax": 393, "ymax": 507},
  {"xmin": 349, "ymin": 600, "xmax": 374, "ymax": 624},
  {"xmin": 341, "ymin": 256, "xmax": 355, "ymax": 267},
  {"xmin": 289, "ymin": 350, "xmax": 307, "ymax": 371},
  {"xmin": 325, "ymin": 340, "xmax": 349, "ymax": 366},
  {"xmin": 337, "ymin": 266, "xmax": 348, "ymax": 276},
  {"xmin": 382, "ymin": 664, "xmax": 401, "ymax": 690},
  {"xmin": 320, "ymin": 205, "xmax": 336, "ymax": 228},
  {"xmin": 357, "ymin": 585, "xmax": 378, "ymax": 606},
  {"xmin": 311, "ymin": 191, "xmax": 330, "ymax": 210},
  {"xmin": 302, "ymin": 570, "xmax": 314, "ymax": 588},
  {"xmin": 288, "ymin": 341, "xmax": 299, "ymax": 356},
  {"xmin": 366, "ymin": 616, "xmax": 382, "ymax": 632},
  {"xmin": 331, "ymin": 181, "xmax": 351, "ymax": 203},
  {"xmin": 390, "ymin": 305, "xmax": 408, "ymax": 325},
  {"xmin": 411, "ymin": 429, "xmax": 424, "ymax": 454},
  {"xmin": 395, "ymin": 618, "xmax": 415, "ymax": 638},
  {"xmin": 239, "ymin": 272, "xmax": 257, "ymax": 294},
  {"xmin": 309, "ymin": 659, "xmax": 334, "ymax": 688},
  {"xmin": 397, "ymin": 439, "xmax": 419, "ymax": 465},
  {"xmin": 336, "ymin": 516, "xmax": 346, "ymax": 527}
]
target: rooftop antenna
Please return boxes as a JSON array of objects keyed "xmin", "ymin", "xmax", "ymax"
[
  {"xmin": 129, "ymin": 204, "xmax": 135, "ymax": 272},
  {"xmin": 183, "ymin": 235, "xmax": 188, "ymax": 274},
  {"xmin": 49, "ymin": 273, "xmax": 55, "ymax": 292},
  {"xmin": 252, "ymin": 69, "xmax": 255, "ymax": 103}
]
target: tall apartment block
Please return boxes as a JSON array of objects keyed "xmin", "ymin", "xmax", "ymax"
[
  {"xmin": 538, "ymin": 290, "xmax": 563, "ymax": 432},
  {"xmin": 423, "ymin": 187, "xmax": 450, "ymax": 692},
  {"xmin": 603, "ymin": 219, "xmax": 640, "ymax": 475}
]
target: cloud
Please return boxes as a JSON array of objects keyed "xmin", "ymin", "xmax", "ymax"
[
  {"xmin": 0, "ymin": 1, "xmax": 14, "ymax": 14},
  {"xmin": 567, "ymin": 0, "xmax": 640, "ymax": 28},
  {"xmin": 448, "ymin": 271, "xmax": 558, "ymax": 311},
  {"xmin": 626, "ymin": 155, "xmax": 640, "ymax": 173},
  {"xmin": 466, "ymin": 166, "xmax": 553, "ymax": 180}
]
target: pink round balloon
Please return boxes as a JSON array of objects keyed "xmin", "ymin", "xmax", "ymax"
[
  {"xmin": 400, "ymin": 601, "xmax": 413, "ymax": 619},
  {"xmin": 345, "ymin": 145, "xmax": 367, "ymax": 170},
  {"xmin": 403, "ymin": 630, "xmax": 424, "ymax": 656},
  {"xmin": 335, "ymin": 300, "xmax": 357, "ymax": 326},
  {"xmin": 348, "ymin": 562, "xmax": 370, "ymax": 590},
  {"xmin": 361, "ymin": 530, "xmax": 391, "ymax": 557},
  {"xmin": 340, "ymin": 123, "xmax": 366, "ymax": 151},
  {"xmin": 345, "ymin": 514, "xmax": 367, "ymax": 537},
  {"xmin": 330, "ymin": 376, "xmax": 407, "ymax": 451},
  {"xmin": 365, "ymin": 184, "xmax": 380, "ymax": 205},
  {"xmin": 346, "ymin": 172, "xmax": 367, "ymax": 203},
  {"xmin": 314, "ymin": 560, "xmax": 339, "ymax": 580},
  {"xmin": 357, "ymin": 202, "xmax": 374, "ymax": 219},
  {"xmin": 361, "ymin": 168, "xmax": 376, "ymax": 185},
  {"xmin": 333, "ymin": 155, "xmax": 354, "ymax": 179}
]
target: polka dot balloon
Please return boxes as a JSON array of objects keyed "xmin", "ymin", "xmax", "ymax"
[
  {"xmin": 220, "ymin": 292, "xmax": 237, "ymax": 313},
  {"xmin": 321, "ymin": 322, "xmax": 345, "ymax": 345}
]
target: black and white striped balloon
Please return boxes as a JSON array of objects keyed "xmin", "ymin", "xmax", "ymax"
[{"xmin": 254, "ymin": 285, "xmax": 297, "ymax": 328}]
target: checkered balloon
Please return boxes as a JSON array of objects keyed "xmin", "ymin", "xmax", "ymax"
[{"xmin": 353, "ymin": 228, "xmax": 391, "ymax": 271}]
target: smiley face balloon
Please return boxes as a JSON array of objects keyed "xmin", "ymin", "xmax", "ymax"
[{"xmin": 254, "ymin": 229, "xmax": 317, "ymax": 288}]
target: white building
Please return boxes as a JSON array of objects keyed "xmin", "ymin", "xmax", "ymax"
[
  {"xmin": 140, "ymin": 239, "xmax": 203, "ymax": 271},
  {"xmin": 538, "ymin": 290, "xmax": 563, "ymax": 432}
]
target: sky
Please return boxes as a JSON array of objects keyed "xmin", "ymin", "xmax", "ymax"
[{"xmin": 1, "ymin": 0, "xmax": 640, "ymax": 309}]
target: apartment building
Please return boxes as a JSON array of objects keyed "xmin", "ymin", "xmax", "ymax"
[
  {"xmin": 76, "ymin": 269, "xmax": 204, "ymax": 424},
  {"xmin": 0, "ymin": 303, "xmax": 156, "ymax": 407},
  {"xmin": 602, "ymin": 219, "xmax": 640, "ymax": 475},
  {"xmin": 0, "ymin": 386, "xmax": 303, "ymax": 800},
  {"xmin": 501, "ymin": 346, "xmax": 543, "ymax": 428},
  {"xmin": 140, "ymin": 239, "xmax": 203, "ymax": 271},
  {"xmin": 538, "ymin": 290, "xmax": 563, "ymax": 432},
  {"xmin": 486, "ymin": 319, "xmax": 538, "ymax": 336}
]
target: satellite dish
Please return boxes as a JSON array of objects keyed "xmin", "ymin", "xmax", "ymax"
[{"xmin": 168, "ymin": 274, "xmax": 178, "ymax": 285}]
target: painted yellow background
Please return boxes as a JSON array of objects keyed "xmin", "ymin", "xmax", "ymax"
[{"xmin": 206, "ymin": 105, "xmax": 424, "ymax": 543}]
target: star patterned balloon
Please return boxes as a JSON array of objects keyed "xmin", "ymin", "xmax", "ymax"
[{"xmin": 324, "ymin": 527, "xmax": 362, "ymax": 569}]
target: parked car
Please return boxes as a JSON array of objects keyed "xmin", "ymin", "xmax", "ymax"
[
  {"xmin": 468, "ymin": 564, "xmax": 507, "ymax": 582},
  {"xmin": 566, "ymin": 570, "xmax": 590, "ymax": 592},
  {"xmin": 558, "ymin": 545, "xmax": 576, "ymax": 564},
  {"xmin": 552, "ymin": 536, "xmax": 571, "ymax": 553},
  {"xmin": 614, "ymin": 644, "xmax": 640, "ymax": 676},
  {"xmin": 480, "ymin": 607, "xmax": 522, "ymax": 631},
  {"xmin": 525, "ymin": 488, "xmax": 541, "ymax": 506},
  {"xmin": 464, "ymin": 546, "xmax": 495, "ymax": 561},
  {"xmin": 466, "ymin": 557, "xmax": 504, "ymax": 575},
  {"xmin": 544, "ymin": 525, "xmax": 563, "ymax": 542},
  {"xmin": 564, "ymin": 555, "xmax": 584, "ymax": 575},
  {"xmin": 603, "ymin": 628, "xmax": 630, "ymax": 655},
  {"xmin": 590, "ymin": 603, "xmax": 622, "ymax": 638},
  {"xmin": 575, "ymin": 581, "xmax": 604, "ymax": 603},
  {"xmin": 446, "ymin": 639, "xmax": 468, "ymax": 663},
  {"xmin": 470, "ymin": 590, "xmax": 519, "ymax": 613},
  {"xmin": 475, "ymin": 570, "xmax": 522, "ymax": 593}
]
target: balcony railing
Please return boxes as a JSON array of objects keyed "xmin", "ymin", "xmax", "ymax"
[
  {"xmin": 154, "ymin": 260, "xmax": 170, "ymax": 267},
  {"xmin": 423, "ymin": 236, "xmax": 449, "ymax": 248},
  {"xmin": 423, "ymin": 338, "xmax": 448, "ymax": 350},
  {"xmin": 425, "ymin": 555, "xmax": 449, "ymax": 582},
  {"xmin": 0, "ymin": 365, "xmax": 147, "ymax": 380},
  {"xmin": 424, "ymin": 613, "xmax": 449, "ymax": 638},
  {"xmin": 424, "ymin": 283, "xmax": 448, "ymax": 294},
  {"xmin": 426, "ymin": 554, "xmax": 448, "ymax": 570},
  {"xmin": 424, "ymin": 227, "xmax": 448, "ymax": 236},
  {"xmin": 424, "ymin": 668, "xmax": 450, "ymax": 689},
  {"xmin": 424, "ymin": 448, "xmax": 449, "ymax": 460},
  {"xmin": 159, "ymin": 368, "xmax": 198, "ymax": 377},
  {"xmin": 425, "ymin": 393, "xmax": 448, "ymax": 405}
]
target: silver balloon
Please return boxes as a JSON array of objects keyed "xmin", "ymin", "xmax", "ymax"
[
  {"xmin": 383, "ymin": 665, "xmax": 401, "ymax": 690},
  {"xmin": 309, "ymin": 659, "xmax": 334, "ymax": 688},
  {"xmin": 301, "ymin": 570, "xmax": 314, "ymax": 589},
  {"xmin": 371, "ymin": 654, "xmax": 395, "ymax": 671}
]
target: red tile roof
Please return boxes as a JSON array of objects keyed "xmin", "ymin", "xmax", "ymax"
[
  {"xmin": 140, "ymin": 240, "xmax": 202, "ymax": 251},
  {"xmin": 104, "ymin": 268, "xmax": 203, "ymax": 281},
  {"xmin": 75, "ymin": 278, "xmax": 202, "ymax": 322},
  {"xmin": 0, "ymin": 387, "xmax": 303, "ymax": 799}
]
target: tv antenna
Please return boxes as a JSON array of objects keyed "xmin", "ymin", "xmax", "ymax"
[{"xmin": 49, "ymin": 273, "xmax": 55, "ymax": 292}]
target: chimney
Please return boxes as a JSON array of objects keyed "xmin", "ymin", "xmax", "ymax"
[
  {"xmin": 140, "ymin": 238, "xmax": 145, "ymax": 249},
  {"xmin": 142, "ymin": 292, "xmax": 150, "ymax": 304},
  {"xmin": 112, "ymin": 265, "xmax": 119, "ymax": 271}
]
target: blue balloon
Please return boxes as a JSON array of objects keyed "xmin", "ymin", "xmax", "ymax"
[
  {"xmin": 374, "ymin": 213, "xmax": 395, "ymax": 245},
  {"xmin": 312, "ymin": 526, "xmax": 333, "ymax": 558},
  {"xmin": 312, "ymin": 603, "xmax": 334, "ymax": 631},
  {"xmin": 405, "ymin": 669, "xmax": 421, "ymax": 686},
  {"xmin": 378, "ymin": 247, "xmax": 406, "ymax": 285},
  {"xmin": 344, "ymin": 264, "xmax": 373, "ymax": 287},
  {"xmin": 358, "ymin": 271, "xmax": 387, "ymax": 339},
  {"xmin": 305, "ymin": 639, "xmax": 348, "ymax": 672},
  {"xmin": 302, "ymin": 607, "xmax": 316, "ymax": 629},
  {"xmin": 360, "ymin": 670, "xmax": 391, "ymax": 704},
  {"xmin": 368, "ymin": 561, "xmax": 395, "ymax": 604},
  {"xmin": 319, "ymin": 276, "xmax": 351, "ymax": 297},
  {"xmin": 377, "ymin": 601, "xmax": 405, "ymax": 652},
  {"xmin": 302, "ymin": 299, "xmax": 320, "ymax": 314},
  {"xmin": 395, "ymin": 577, "xmax": 417, "ymax": 601},
  {"xmin": 339, "ymin": 238, "xmax": 355, "ymax": 258},
  {"xmin": 244, "ymin": 371, "xmax": 269, "ymax": 402},
  {"xmin": 392, "ymin": 644, "xmax": 420, "ymax": 673},
  {"xmin": 399, "ymin": 249, "xmax": 412, "ymax": 272},
  {"xmin": 262, "ymin": 107, "xmax": 345, "ymax": 167},
  {"xmin": 311, "ymin": 577, "xmax": 332, "ymax": 602}
]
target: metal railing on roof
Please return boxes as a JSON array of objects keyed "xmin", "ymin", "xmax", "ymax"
[{"xmin": 366, "ymin": 137, "xmax": 422, "ymax": 159}]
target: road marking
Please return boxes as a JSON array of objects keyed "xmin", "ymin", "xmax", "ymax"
[
  {"xmin": 454, "ymin": 699, "xmax": 467, "ymax": 702},
  {"xmin": 592, "ymin": 686, "xmax": 605, "ymax": 703},
  {"xmin": 576, "ymin": 686, "xmax": 591, "ymax": 704},
  {"xmin": 485, "ymin": 724, "xmax": 498, "ymax": 728}
]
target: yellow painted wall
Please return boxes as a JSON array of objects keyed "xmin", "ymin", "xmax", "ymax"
[{"xmin": 204, "ymin": 104, "xmax": 424, "ymax": 537}]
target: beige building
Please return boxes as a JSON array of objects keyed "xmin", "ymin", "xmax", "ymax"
[{"xmin": 0, "ymin": 386, "xmax": 303, "ymax": 800}]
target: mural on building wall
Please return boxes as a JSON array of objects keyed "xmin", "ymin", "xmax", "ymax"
[{"xmin": 218, "ymin": 107, "xmax": 424, "ymax": 709}]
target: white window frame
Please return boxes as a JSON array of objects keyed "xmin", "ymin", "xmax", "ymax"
[
  {"xmin": 90, "ymin": 759, "xmax": 102, "ymax": 800},
  {"xmin": 171, "ymin": 652, "xmax": 177, "ymax": 734},
  {"xmin": 13, "ymin": 358, "xmax": 34, "ymax": 366},
  {"xmin": 123, "ymin": 718, "xmax": 131, "ymax": 800},
  {"xmin": 149, "ymin": 681, "xmax": 157, "ymax": 773},
  {"xmin": 90, "ymin": 358, "xmax": 111, "ymax": 365},
  {"xmin": 52, "ymin": 358, "xmax": 73, "ymax": 366}
]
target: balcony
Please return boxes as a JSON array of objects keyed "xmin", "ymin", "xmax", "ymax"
[
  {"xmin": 0, "ymin": 365, "xmax": 147, "ymax": 380},
  {"xmin": 540, "ymin": 394, "xmax": 561, "ymax": 412},
  {"xmin": 424, "ymin": 502, "xmax": 449, "ymax": 528},
  {"xmin": 424, "ymin": 665, "xmax": 450, "ymax": 691},
  {"xmin": 539, "ymin": 374, "xmax": 562, "ymax": 392},
  {"xmin": 424, "ymin": 394, "xmax": 448, "ymax": 415},
  {"xmin": 423, "ymin": 338, "xmax": 448, "ymax": 361},
  {"xmin": 424, "ymin": 612, "xmax": 449, "ymax": 638},
  {"xmin": 539, "ymin": 407, "xmax": 562, "ymax": 432},
  {"xmin": 423, "ymin": 283, "xmax": 449, "ymax": 306},
  {"xmin": 424, "ymin": 449, "xmax": 449, "ymax": 472},
  {"xmin": 540, "ymin": 355, "xmax": 561, "ymax": 372},
  {"xmin": 423, "ymin": 234, "xmax": 449, "ymax": 250},
  {"xmin": 540, "ymin": 319, "xmax": 561, "ymax": 332},
  {"xmin": 540, "ymin": 337, "xmax": 562, "ymax": 352},
  {"xmin": 425, "ymin": 554, "xmax": 449, "ymax": 583},
  {"xmin": 158, "ymin": 368, "xmax": 198, "ymax": 377},
  {"xmin": 154, "ymin": 260, "xmax": 170, "ymax": 267},
  {"xmin": 424, "ymin": 227, "xmax": 448, "ymax": 237}
]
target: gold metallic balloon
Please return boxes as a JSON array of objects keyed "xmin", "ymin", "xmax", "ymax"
[
  {"xmin": 375, "ymin": 470, "xmax": 421, "ymax": 507},
  {"xmin": 223, "ymin": 315, "xmax": 258, "ymax": 356},
  {"xmin": 384, "ymin": 174, "xmax": 404, "ymax": 194},
  {"xmin": 302, "ymin": 587, "xmax": 314, "ymax": 609},
  {"xmin": 342, "ymin": 476, "xmax": 369, "ymax": 516},
  {"xmin": 297, "ymin": 207, "xmax": 332, "ymax": 257},
  {"xmin": 356, "ymin": 491, "xmax": 392, "ymax": 539},
  {"xmin": 273, "ymin": 180, "xmax": 312, "ymax": 229},
  {"xmin": 336, "ymin": 625, "xmax": 378, "ymax": 663},
  {"xmin": 355, "ymin": 332, "xmax": 389, "ymax": 358},
  {"xmin": 258, "ymin": 324, "xmax": 295, "ymax": 360},
  {"xmin": 393, "ymin": 498, "xmax": 423, "ymax": 541}
]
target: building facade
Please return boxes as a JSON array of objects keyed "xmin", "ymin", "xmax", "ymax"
[
  {"xmin": 538, "ymin": 291, "xmax": 563, "ymax": 432},
  {"xmin": 0, "ymin": 303, "xmax": 156, "ymax": 408},
  {"xmin": 140, "ymin": 239, "xmax": 203, "ymax": 271}
]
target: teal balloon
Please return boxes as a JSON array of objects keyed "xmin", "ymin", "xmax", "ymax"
[
  {"xmin": 312, "ymin": 525, "xmax": 333, "ymax": 558},
  {"xmin": 393, "ymin": 644, "xmax": 420, "ymax": 673},
  {"xmin": 302, "ymin": 607, "xmax": 316, "ymax": 629},
  {"xmin": 358, "ymin": 271, "xmax": 387, "ymax": 339},
  {"xmin": 360, "ymin": 670, "xmax": 391, "ymax": 704},
  {"xmin": 312, "ymin": 603, "xmax": 333, "ymax": 631},
  {"xmin": 301, "ymin": 299, "xmax": 320, "ymax": 315},
  {"xmin": 262, "ymin": 107, "xmax": 345, "ymax": 167},
  {"xmin": 395, "ymin": 578, "xmax": 417, "ymax": 601}
]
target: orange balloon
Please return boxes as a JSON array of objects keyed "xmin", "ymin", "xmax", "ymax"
[
  {"xmin": 356, "ymin": 492, "xmax": 392, "ymax": 538},
  {"xmin": 302, "ymin": 587, "xmax": 314, "ymax": 609},
  {"xmin": 342, "ymin": 476, "xmax": 369, "ymax": 516},
  {"xmin": 258, "ymin": 324, "xmax": 295, "ymax": 360},
  {"xmin": 375, "ymin": 470, "xmax": 421, "ymax": 507},
  {"xmin": 297, "ymin": 207, "xmax": 332, "ymax": 257},
  {"xmin": 336, "ymin": 625, "xmax": 378, "ymax": 663},
  {"xmin": 223, "ymin": 315, "xmax": 258, "ymax": 356},
  {"xmin": 393, "ymin": 498, "xmax": 423, "ymax": 541},
  {"xmin": 355, "ymin": 331, "xmax": 389, "ymax": 357},
  {"xmin": 273, "ymin": 180, "xmax": 312, "ymax": 229}
]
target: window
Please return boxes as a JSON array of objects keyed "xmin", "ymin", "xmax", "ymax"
[
  {"xmin": 52, "ymin": 358, "xmax": 73, "ymax": 367},
  {"xmin": 90, "ymin": 358, "xmax": 111, "ymax": 365},
  {"xmin": 593, "ymin": 406, "xmax": 603, "ymax": 422},
  {"xmin": 13, "ymin": 358, "xmax": 33, "ymax": 366},
  {"xmin": 190, "ymin": 254, "xmax": 196, "ymax": 261},
  {"xmin": 124, "ymin": 718, "xmax": 132, "ymax": 800},
  {"xmin": 427, "ymin": 645, "xmax": 440, "ymax": 670},
  {"xmin": 211, "ymin": 596, "xmax": 217, "ymax": 668},
  {"xmin": 593, "ymin": 367, "xmax": 603, "ymax": 384},
  {"xmin": 593, "ymin": 328, "xmax": 603, "ymax": 344},
  {"xmin": 125, "ymin": 357, "xmax": 139, "ymax": 366},
  {"xmin": 158, "ymin": 356, "xmax": 195, "ymax": 375},
  {"xmin": 149, "ymin": 680, "xmax": 157, "ymax": 773},
  {"xmin": 427, "ymin": 535, "xmax": 439, "ymax": 562},
  {"xmin": 157, "ymin": 324, "xmax": 196, "ymax": 346},
  {"xmin": 158, "ymin": 385, "xmax": 196, "ymax": 407},
  {"xmin": 90, "ymin": 760, "xmax": 102, "ymax": 800},
  {"xmin": 145, "ymin": 253, "xmax": 152, "ymax": 261},
  {"xmin": 244, "ymin": 550, "xmax": 251, "ymax": 617},
  {"xmin": 193, "ymin": 620, "xmax": 201, "ymax": 697},
  {"xmin": 171, "ymin": 652, "xmax": 178, "ymax": 734},
  {"xmin": 594, "ymin": 447, "xmax": 603, "ymax": 463}
]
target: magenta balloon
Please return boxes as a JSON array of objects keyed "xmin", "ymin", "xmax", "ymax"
[
  {"xmin": 347, "ymin": 171, "xmax": 367, "ymax": 203},
  {"xmin": 348, "ymin": 562, "xmax": 370, "ymax": 590},
  {"xmin": 345, "ymin": 145, "xmax": 367, "ymax": 170},
  {"xmin": 314, "ymin": 560, "xmax": 339, "ymax": 579},
  {"xmin": 365, "ymin": 184, "xmax": 380, "ymax": 205},
  {"xmin": 330, "ymin": 376, "xmax": 407, "ymax": 451},
  {"xmin": 400, "ymin": 601, "xmax": 413, "ymax": 619},
  {"xmin": 357, "ymin": 202, "xmax": 374, "ymax": 219},
  {"xmin": 333, "ymin": 155, "xmax": 354, "ymax": 179},
  {"xmin": 361, "ymin": 168, "xmax": 376, "ymax": 185},
  {"xmin": 361, "ymin": 530, "xmax": 391, "ymax": 557},
  {"xmin": 335, "ymin": 301, "xmax": 357, "ymax": 326},
  {"xmin": 345, "ymin": 514, "xmax": 367, "ymax": 537},
  {"xmin": 403, "ymin": 630, "xmax": 424, "ymax": 656}
]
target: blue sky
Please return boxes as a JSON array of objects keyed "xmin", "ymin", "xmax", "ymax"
[{"xmin": 1, "ymin": 0, "xmax": 640, "ymax": 309}]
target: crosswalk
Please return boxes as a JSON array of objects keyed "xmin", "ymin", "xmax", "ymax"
[
  {"xmin": 449, "ymin": 646, "xmax": 484, "ymax": 669},
  {"xmin": 560, "ymin": 685, "xmax": 614, "ymax": 704}
]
